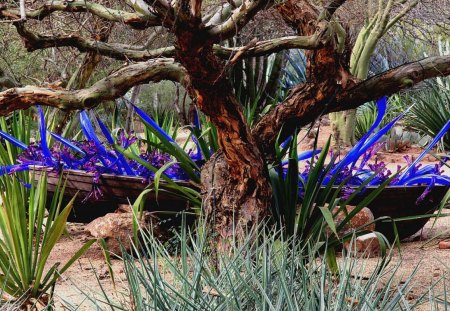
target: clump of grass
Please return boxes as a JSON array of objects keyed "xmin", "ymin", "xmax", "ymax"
[{"xmin": 64, "ymin": 218, "xmax": 447, "ymax": 310}]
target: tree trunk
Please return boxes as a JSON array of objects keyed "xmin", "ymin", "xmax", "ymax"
[
  {"xmin": 329, "ymin": 109, "xmax": 356, "ymax": 147},
  {"xmin": 175, "ymin": 28, "xmax": 272, "ymax": 248}
]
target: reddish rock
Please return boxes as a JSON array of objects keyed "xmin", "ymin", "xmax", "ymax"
[
  {"xmin": 438, "ymin": 240, "xmax": 450, "ymax": 249},
  {"xmin": 86, "ymin": 206, "xmax": 159, "ymax": 256},
  {"xmin": 346, "ymin": 233, "xmax": 381, "ymax": 257},
  {"xmin": 331, "ymin": 205, "xmax": 375, "ymax": 237}
]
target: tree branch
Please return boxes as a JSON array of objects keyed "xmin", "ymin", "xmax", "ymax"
[
  {"xmin": 215, "ymin": 35, "xmax": 322, "ymax": 57},
  {"xmin": 0, "ymin": 68, "xmax": 18, "ymax": 89},
  {"xmin": 0, "ymin": 1, "xmax": 158, "ymax": 29},
  {"xmin": 335, "ymin": 55, "xmax": 450, "ymax": 111},
  {"xmin": 204, "ymin": 0, "xmax": 242, "ymax": 26},
  {"xmin": 15, "ymin": 23, "xmax": 321, "ymax": 61},
  {"xmin": 0, "ymin": 59, "xmax": 186, "ymax": 115},
  {"xmin": 14, "ymin": 23, "xmax": 176, "ymax": 61},
  {"xmin": 254, "ymin": 55, "xmax": 450, "ymax": 157},
  {"xmin": 14, "ymin": 22, "xmax": 322, "ymax": 61},
  {"xmin": 207, "ymin": 0, "xmax": 272, "ymax": 41}
]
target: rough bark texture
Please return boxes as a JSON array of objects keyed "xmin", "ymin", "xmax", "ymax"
[
  {"xmin": 12, "ymin": 23, "xmax": 321, "ymax": 62},
  {"xmin": 254, "ymin": 0, "xmax": 355, "ymax": 158},
  {"xmin": 174, "ymin": 16, "xmax": 271, "ymax": 246},
  {"xmin": 0, "ymin": 0, "xmax": 449, "ymax": 246},
  {"xmin": 0, "ymin": 1, "xmax": 158, "ymax": 29},
  {"xmin": 0, "ymin": 59, "xmax": 185, "ymax": 114}
]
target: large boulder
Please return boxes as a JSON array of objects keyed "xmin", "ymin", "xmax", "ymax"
[
  {"xmin": 330, "ymin": 205, "xmax": 380, "ymax": 257},
  {"xmin": 85, "ymin": 205, "xmax": 160, "ymax": 256}
]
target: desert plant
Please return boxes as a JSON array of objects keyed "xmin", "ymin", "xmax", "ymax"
[
  {"xmin": 230, "ymin": 49, "xmax": 285, "ymax": 126},
  {"xmin": 355, "ymin": 95, "xmax": 406, "ymax": 141},
  {"xmin": 269, "ymin": 132, "xmax": 394, "ymax": 272},
  {"xmin": 406, "ymin": 85, "xmax": 450, "ymax": 150},
  {"xmin": 78, "ymin": 219, "xmax": 442, "ymax": 310},
  {"xmin": 280, "ymin": 49, "xmax": 307, "ymax": 91},
  {"xmin": 0, "ymin": 173, "xmax": 95, "ymax": 306},
  {"xmin": 0, "ymin": 110, "xmax": 33, "ymax": 176}
]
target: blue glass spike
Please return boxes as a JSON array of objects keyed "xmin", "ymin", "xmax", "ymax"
[
  {"xmin": 331, "ymin": 97, "xmax": 388, "ymax": 175},
  {"xmin": 132, "ymin": 104, "xmax": 176, "ymax": 144},
  {"xmin": 398, "ymin": 121, "xmax": 450, "ymax": 183},
  {"xmin": 50, "ymin": 132, "xmax": 86, "ymax": 156},
  {"xmin": 0, "ymin": 130, "xmax": 27, "ymax": 150},
  {"xmin": 37, "ymin": 106, "xmax": 53, "ymax": 164}
]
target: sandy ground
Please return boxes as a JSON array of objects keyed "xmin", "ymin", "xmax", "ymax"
[{"xmin": 47, "ymin": 215, "xmax": 450, "ymax": 310}]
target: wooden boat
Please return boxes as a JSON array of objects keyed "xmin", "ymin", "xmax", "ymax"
[
  {"xmin": 31, "ymin": 167, "xmax": 449, "ymax": 240},
  {"xmin": 30, "ymin": 167, "xmax": 199, "ymax": 224}
]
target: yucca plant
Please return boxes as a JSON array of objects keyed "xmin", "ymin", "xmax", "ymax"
[
  {"xmin": 79, "ymin": 219, "xmax": 441, "ymax": 311},
  {"xmin": 0, "ymin": 174, "xmax": 95, "ymax": 306},
  {"xmin": 0, "ymin": 110, "xmax": 33, "ymax": 183}
]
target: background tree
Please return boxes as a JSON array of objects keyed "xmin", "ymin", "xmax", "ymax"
[
  {"xmin": 330, "ymin": 0, "xmax": 449, "ymax": 146},
  {"xmin": 0, "ymin": 0, "xmax": 449, "ymax": 245}
]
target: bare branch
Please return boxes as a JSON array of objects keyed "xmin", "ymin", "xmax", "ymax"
[
  {"xmin": 190, "ymin": 0, "xmax": 203, "ymax": 19},
  {"xmin": 335, "ymin": 55, "xmax": 450, "ymax": 110},
  {"xmin": 14, "ymin": 23, "xmax": 176, "ymax": 61},
  {"xmin": 0, "ymin": 67, "xmax": 18, "ymax": 89},
  {"xmin": 0, "ymin": 59, "xmax": 186, "ymax": 115},
  {"xmin": 321, "ymin": 0, "xmax": 347, "ymax": 19},
  {"xmin": 254, "ymin": 55, "xmax": 450, "ymax": 157},
  {"xmin": 14, "ymin": 24, "xmax": 321, "ymax": 61},
  {"xmin": 204, "ymin": 0, "xmax": 242, "ymax": 25},
  {"xmin": 215, "ymin": 35, "xmax": 321, "ymax": 58},
  {"xmin": 142, "ymin": 0, "xmax": 175, "ymax": 26},
  {"xmin": 19, "ymin": 0, "xmax": 26, "ymax": 20},
  {"xmin": 207, "ymin": 0, "xmax": 272, "ymax": 41},
  {"xmin": 0, "ymin": 1, "xmax": 159, "ymax": 29}
]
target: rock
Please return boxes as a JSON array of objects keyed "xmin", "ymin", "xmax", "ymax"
[
  {"xmin": 331, "ymin": 205, "xmax": 375, "ymax": 237},
  {"xmin": 346, "ymin": 233, "xmax": 380, "ymax": 257},
  {"xmin": 438, "ymin": 240, "xmax": 450, "ymax": 249},
  {"xmin": 85, "ymin": 206, "xmax": 160, "ymax": 256}
]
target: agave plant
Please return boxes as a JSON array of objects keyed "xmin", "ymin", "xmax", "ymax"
[{"xmin": 406, "ymin": 85, "xmax": 450, "ymax": 150}]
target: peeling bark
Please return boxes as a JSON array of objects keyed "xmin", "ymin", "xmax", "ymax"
[
  {"xmin": 0, "ymin": 0, "xmax": 449, "ymax": 245},
  {"xmin": 13, "ymin": 23, "xmax": 321, "ymax": 62},
  {"xmin": 254, "ymin": 0, "xmax": 355, "ymax": 158}
]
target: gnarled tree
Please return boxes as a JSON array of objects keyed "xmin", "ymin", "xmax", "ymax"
[{"xmin": 0, "ymin": 0, "xmax": 449, "ymax": 245}]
